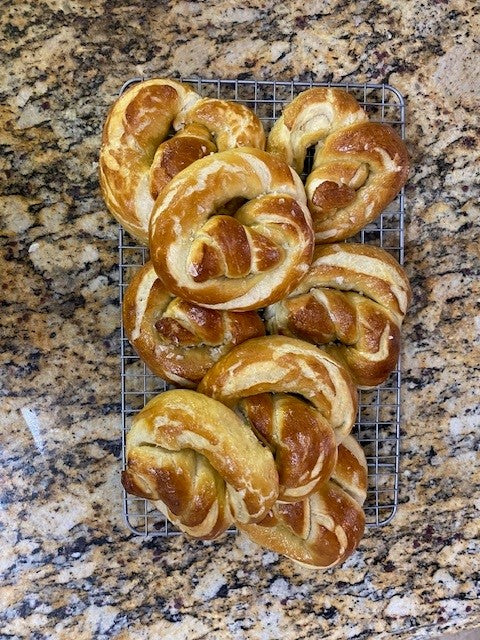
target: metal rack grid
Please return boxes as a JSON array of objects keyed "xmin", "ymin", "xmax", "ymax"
[{"xmin": 119, "ymin": 78, "xmax": 406, "ymax": 536}]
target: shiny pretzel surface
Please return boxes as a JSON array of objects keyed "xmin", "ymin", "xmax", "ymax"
[
  {"xmin": 198, "ymin": 335, "xmax": 357, "ymax": 501},
  {"xmin": 265, "ymin": 243, "xmax": 412, "ymax": 388},
  {"xmin": 122, "ymin": 389, "xmax": 279, "ymax": 539},
  {"xmin": 267, "ymin": 88, "xmax": 409, "ymax": 242},
  {"xmin": 100, "ymin": 79, "xmax": 266, "ymax": 243},
  {"xmin": 239, "ymin": 434, "xmax": 367, "ymax": 568},
  {"xmin": 149, "ymin": 147, "xmax": 314, "ymax": 311},
  {"xmin": 123, "ymin": 262, "xmax": 265, "ymax": 388}
]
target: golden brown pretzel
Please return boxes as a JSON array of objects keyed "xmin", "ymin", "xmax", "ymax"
[
  {"xmin": 265, "ymin": 243, "xmax": 412, "ymax": 388},
  {"xmin": 198, "ymin": 335, "xmax": 357, "ymax": 501},
  {"xmin": 239, "ymin": 434, "xmax": 367, "ymax": 568},
  {"xmin": 267, "ymin": 87, "xmax": 368, "ymax": 173},
  {"xmin": 123, "ymin": 261, "xmax": 265, "ymax": 387},
  {"xmin": 149, "ymin": 147, "xmax": 314, "ymax": 311},
  {"xmin": 99, "ymin": 79, "xmax": 266, "ymax": 243},
  {"xmin": 267, "ymin": 88, "xmax": 409, "ymax": 242},
  {"xmin": 307, "ymin": 122, "xmax": 410, "ymax": 242},
  {"xmin": 122, "ymin": 389, "xmax": 279, "ymax": 539}
]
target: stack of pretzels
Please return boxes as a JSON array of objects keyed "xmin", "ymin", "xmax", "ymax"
[{"xmin": 100, "ymin": 79, "xmax": 412, "ymax": 569}]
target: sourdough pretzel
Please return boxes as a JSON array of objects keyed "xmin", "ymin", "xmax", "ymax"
[
  {"xmin": 198, "ymin": 335, "xmax": 357, "ymax": 501},
  {"xmin": 123, "ymin": 262, "xmax": 265, "ymax": 387},
  {"xmin": 239, "ymin": 434, "xmax": 367, "ymax": 568},
  {"xmin": 149, "ymin": 147, "xmax": 314, "ymax": 311},
  {"xmin": 100, "ymin": 78, "xmax": 266, "ymax": 243},
  {"xmin": 267, "ymin": 88, "xmax": 409, "ymax": 242},
  {"xmin": 265, "ymin": 243, "xmax": 412, "ymax": 388},
  {"xmin": 122, "ymin": 389, "xmax": 279, "ymax": 539}
]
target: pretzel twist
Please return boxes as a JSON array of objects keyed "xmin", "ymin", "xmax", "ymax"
[
  {"xmin": 123, "ymin": 262, "xmax": 265, "ymax": 387},
  {"xmin": 198, "ymin": 336, "xmax": 357, "ymax": 501},
  {"xmin": 239, "ymin": 434, "xmax": 367, "ymax": 568},
  {"xmin": 100, "ymin": 79, "xmax": 266, "ymax": 243},
  {"xmin": 149, "ymin": 147, "xmax": 314, "ymax": 311},
  {"xmin": 122, "ymin": 390, "xmax": 279, "ymax": 539},
  {"xmin": 265, "ymin": 243, "xmax": 412, "ymax": 388},
  {"xmin": 267, "ymin": 88, "xmax": 409, "ymax": 242}
]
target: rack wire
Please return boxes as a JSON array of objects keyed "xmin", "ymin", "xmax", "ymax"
[{"xmin": 119, "ymin": 78, "xmax": 406, "ymax": 536}]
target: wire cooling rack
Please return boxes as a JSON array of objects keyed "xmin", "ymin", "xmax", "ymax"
[{"xmin": 119, "ymin": 78, "xmax": 406, "ymax": 536}]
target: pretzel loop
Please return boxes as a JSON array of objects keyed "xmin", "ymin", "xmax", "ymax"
[
  {"xmin": 149, "ymin": 148, "xmax": 314, "ymax": 311},
  {"xmin": 239, "ymin": 435, "xmax": 367, "ymax": 569},
  {"xmin": 265, "ymin": 243, "xmax": 412, "ymax": 387},
  {"xmin": 198, "ymin": 336, "xmax": 357, "ymax": 501},
  {"xmin": 122, "ymin": 262, "xmax": 265, "ymax": 388},
  {"xmin": 100, "ymin": 79, "xmax": 266, "ymax": 243},
  {"xmin": 267, "ymin": 87, "xmax": 409, "ymax": 242},
  {"xmin": 122, "ymin": 390, "xmax": 279, "ymax": 539}
]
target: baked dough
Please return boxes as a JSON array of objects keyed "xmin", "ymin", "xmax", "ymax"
[
  {"xmin": 267, "ymin": 88, "xmax": 409, "ymax": 242},
  {"xmin": 268, "ymin": 87, "xmax": 368, "ymax": 173},
  {"xmin": 100, "ymin": 79, "xmax": 265, "ymax": 243},
  {"xmin": 265, "ymin": 243, "xmax": 412, "ymax": 388},
  {"xmin": 198, "ymin": 335, "xmax": 357, "ymax": 501},
  {"xmin": 122, "ymin": 389, "xmax": 279, "ymax": 539},
  {"xmin": 239, "ymin": 434, "xmax": 367, "ymax": 568},
  {"xmin": 123, "ymin": 261, "xmax": 265, "ymax": 387},
  {"xmin": 149, "ymin": 147, "xmax": 314, "ymax": 310}
]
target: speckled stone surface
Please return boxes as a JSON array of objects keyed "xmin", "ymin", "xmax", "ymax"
[{"xmin": 1, "ymin": 1, "xmax": 479, "ymax": 639}]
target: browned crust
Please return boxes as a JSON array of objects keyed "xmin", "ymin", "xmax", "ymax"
[
  {"xmin": 122, "ymin": 262, "xmax": 265, "ymax": 387},
  {"xmin": 265, "ymin": 243, "xmax": 412, "ymax": 388},
  {"xmin": 238, "ymin": 432, "xmax": 367, "ymax": 568},
  {"xmin": 267, "ymin": 87, "xmax": 410, "ymax": 242},
  {"xmin": 149, "ymin": 148, "xmax": 314, "ymax": 311},
  {"xmin": 99, "ymin": 80, "xmax": 266, "ymax": 243},
  {"xmin": 122, "ymin": 390, "xmax": 279, "ymax": 538},
  {"xmin": 198, "ymin": 335, "xmax": 358, "ymax": 501},
  {"xmin": 308, "ymin": 121, "xmax": 410, "ymax": 241},
  {"xmin": 239, "ymin": 480, "xmax": 366, "ymax": 568}
]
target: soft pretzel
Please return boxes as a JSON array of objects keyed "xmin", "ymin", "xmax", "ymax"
[
  {"xmin": 198, "ymin": 335, "xmax": 357, "ymax": 501},
  {"xmin": 123, "ymin": 261, "xmax": 265, "ymax": 387},
  {"xmin": 100, "ymin": 79, "xmax": 266, "ymax": 243},
  {"xmin": 149, "ymin": 147, "xmax": 314, "ymax": 311},
  {"xmin": 265, "ymin": 243, "xmax": 412, "ymax": 388},
  {"xmin": 267, "ymin": 88, "xmax": 409, "ymax": 242},
  {"xmin": 239, "ymin": 434, "xmax": 367, "ymax": 568},
  {"xmin": 122, "ymin": 389, "xmax": 279, "ymax": 539}
]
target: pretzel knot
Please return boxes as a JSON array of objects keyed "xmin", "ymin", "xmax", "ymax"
[
  {"xmin": 149, "ymin": 147, "xmax": 315, "ymax": 311},
  {"xmin": 122, "ymin": 390, "xmax": 279, "ymax": 539},
  {"xmin": 265, "ymin": 243, "xmax": 412, "ymax": 388},
  {"xmin": 100, "ymin": 78, "xmax": 266, "ymax": 243},
  {"xmin": 239, "ymin": 435, "xmax": 367, "ymax": 568},
  {"xmin": 198, "ymin": 336, "xmax": 357, "ymax": 502},
  {"xmin": 267, "ymin": 88, "xmax": 410, "ymax": 242},
  {"xmin": 123, "ymin": 262, "xmax": 265, "ymax": 388}
]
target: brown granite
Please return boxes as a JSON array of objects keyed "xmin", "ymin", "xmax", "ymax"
[{"xmin": 1, "ymin": 1, "xmax": 479, "ymax": 639}]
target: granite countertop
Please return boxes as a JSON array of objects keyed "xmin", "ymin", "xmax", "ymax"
[{"xmin": 1, "ymin": 1, "xmax": 479, "ymax": 639}]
